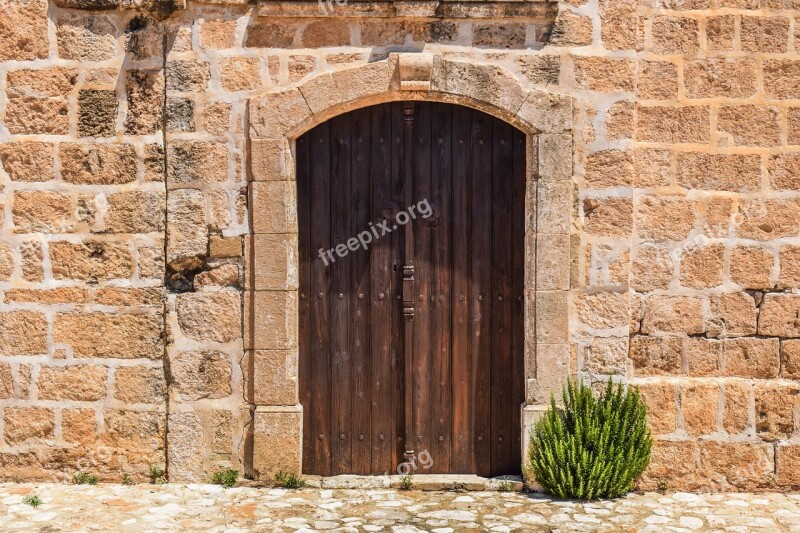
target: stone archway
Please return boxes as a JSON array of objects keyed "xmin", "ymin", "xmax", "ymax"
[{"xmin": 245, "ymin": 53, "xmax": 573, "ymax": 479}]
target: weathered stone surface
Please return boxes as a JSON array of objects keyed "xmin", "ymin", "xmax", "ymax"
[
  {"xmin": 220, "ymin": 57, "xmax": 262, "ymax": 92},
  {"xmin": 776, "ymin": 445, "xmax": 800, "ymax": 487},
  {"xmin": 167, "ymin": 141, "xmax": 228, "ymax": 183},
  {"xmin": 707, "ymin": 292, "xmax": 757, "ymax": 338},
  {"xmin": 781, "ymin": 339, "xmax": 800, "ymax": 379},
  {"xmin": 642, "ymin": 296, "xmax": 704, "ymax": 335},
  {"xmin": 574, "ymin": 292, "xmax": 628, "ymax": 330},
  {"xmin": 651, "ymin": 15, "xmax": 700, "ymax": 54},
  {"xmin": 20, "ymin": 240, "xmax": 44, "ymax": 282},
  {"xmin": 0, "ymin": 364, "xmax": 13, "ymax": 399},
  {"xmin": 632, "ymin": 244, "xmax": 674, "ymax": 291},
  {"xmin": 759, "ymin": 294, "xmax": 800, "ymax": 337},
  {"xmin": 250, "ymin": 290, "xmax": 298, "ymax": 349},
  {"xmin": 166, "ymin": 410, "xmax": 205, "ymax": 482},
  {"xmin": 676, "ymin": 153, "xmax": 761, "ymax": 192},
  {"xmin": 573, "ymin": 57, "xmax": 634, "ymax": 93},
  {"xmin": 730, "ymin": 246, "xmax": 773, "ymax": 289},
  {"xmin": 104, "ymin": 191, "xmax": 165, "ymax": 233},
  {"xmin": 37, "ymin": 366, "xmax": 107, "ymax": 401},
  {"xmin": 636, "ymin": 105, "xmax": 709, "ymax": 144},
  {"xmin": 0, "ymin": 0, "xmax": 49, "ymax": 61},
  {"xmin": 62, "ymin": 408, "xmax": 97, "ymax": 446},
  {"xmin": 101, "ymin": 409, "xmax": 165, "ymax": 452},
  {"xmin": 0, "ymin": 244, "xmax": 12, "ymax": 282},
  {"xmin": 682, "ymin": 383, "xmax": 719, "ymax": 436},
  {"xmin": 472, "ymin": 22, "xmax": 526, "ymax": 48},
  {"xmin": 166, "ymin": 188, "xmax": 207, "ymax": 267},
  {"xmin": 166, "ymin": 60, "xmax": 211, "ymax": 92},
  {"xmin": 723, "ymin": 338, "xmax": 780, "ymax": 378},
  {"xmin": 687, "ymin": 338, "xmax": 721, "ymax": 377},
  {"xmin": 516, "ymin": 55, "xmax": 560, "ymax": 86},
  {"xmin": 638, "ymin": 61, "xmax": 678, "ymax": 100},
  {"xmin": 12, "ymin": 191, "xmax": 75, "ymax": 234},
  {"xmin": 94, "ymin": 287, "xmax": 163, "ymax": 306},
  {"xmin": 4, "ymin": 408, "xmax": 54, "ymax": 445},
  {"xmin": 60, "ymin": 144, "xmax": 137, "ymax": 185},
  {"xmin": 630, "ymin": 336, "xmax": 682, "ymax": 376},
  {"xmin": 253, "ymin": 406, "xmax": 302, "ymax": 479},
  {"xmin": 722, "ymin": 380, "xmax": 749, "ymax": 436},
  {"xmin": 0, "ymin": 142, "xmax": 54, "ymax": 182},
  {"xmin": 637, "ymin": 196, "xmax": 695, "ymax": 241},
  {"xmin": 50, "ymin": 241, "xmax": 134, "ymax": 282},
  {"xmin": 755, "ymin": 383, "xmax": 799, "ymax": 441},
  {"xmin": 169, "ymin": 350, "xmax": 232, "ymax": 400},
  {"xmin": 718, "ymin": 105, "xmax": 780, "ymax": 147},
  {"xmin": 125, "ymin": 69, "xmax": 164, "ymax": 135},
  {"xmin": 548, "ymin": 11, "xmax": 592, "ymax": 47},
  {"xmin": 113, "ymin": 366, "xmax": 166, "ymax": 404},
  {"xmin": 176, "ymin": 291, "xmax": 241, "ymax": 343},
  {"xmin": 78, "ymin": 89, "xmax": 118, "ymax": 138},
  {"xmin": 166, "ymin": 98, "xmax": 194, "ymax": 132},
  {"xmin": 637, "ymin": 381, "xmax": 677, "ymax": 435},
  {"xmin": 0, "ymin": 312, "xmax": 47, "ymax": 355},
  {"xmin": 684, "ymin": 59, "xmax": 757, "ymax": 99},
  {"xmin": 200, "ymin": 18, "xmax": 237, "ymax": 49},
  {"xmin": 698, "ymin": 441, "xmax": 773, "ymax": 490},
  {"xmin": 5, "ymin": 68, "xmax": 78, "ymax": 134},
  {"xmin": 764, "ymin": 60, "xmax": 800, "ymax": 99},
  {"xmin": 582, "ymin": 198, "xmax": 632, "ymax": 237},
  {"xmin": 56, "ymin": 13, "xmax": 118, "ymax": 61},
  {"xmin": 253, "ymin": 349, "xmax": 298, "ymax": 405},
  {"xmin": 210, "ymin": 235, "xmax": 241, "ymax": 258},
  {"xmin": 584, "ymin": 150, "xmax": 633, "ymax": 188},
  {"xmin": 194, "ymin": 264, "xmax": 239, "ymax": 289},
  {"xmin": 54, "ymin": 312, "xmax": 163, "ymax": 359},
  {"xmin": 680, "ymin": 244, "xmax": 724, "ymax": 289}
]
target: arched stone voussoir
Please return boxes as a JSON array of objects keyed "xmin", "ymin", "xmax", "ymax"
[
  {"xmin": 249, "ymin": 55, "xmax": 573, "ymax": 141},
  {"xmin": 435, "ymin": 59, "xmax": 529, "ymax": 124},
  {"xmin": 249, "ymin": 87, "xmax": 314, "ymax": 140},
  {"xmin": 518, "ymin": 89, "xmax": 573, "ymax": 134}
]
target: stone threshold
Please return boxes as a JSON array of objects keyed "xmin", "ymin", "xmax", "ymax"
[{"xmin": 298, "ymin": 474, "xmax": 525, "ymax": 491}]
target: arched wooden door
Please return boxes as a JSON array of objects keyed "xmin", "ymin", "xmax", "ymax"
[{"xmin": 296, "ymin": 101, "xmax": 525, "ymax": 477}]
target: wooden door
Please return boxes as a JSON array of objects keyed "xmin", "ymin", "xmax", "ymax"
[{"xmin": 296, "ymin": 102, "xmax": 525, "ymax": 477}]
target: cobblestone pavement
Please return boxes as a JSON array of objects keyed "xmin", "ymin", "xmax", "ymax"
[{"xmin": 1, "ymin": 483, "xmax": 799, "ymax": 532}]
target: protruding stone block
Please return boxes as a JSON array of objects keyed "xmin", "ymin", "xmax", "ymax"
[{"xmin": 253, "ymin": 405, "xmax": 303, "ymax": 480}]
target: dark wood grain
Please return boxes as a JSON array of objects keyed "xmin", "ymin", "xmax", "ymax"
[{"xmin": 296, "ymin": 102, "xmax": 525, "ymax": 478}]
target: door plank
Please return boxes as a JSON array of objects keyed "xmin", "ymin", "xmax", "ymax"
[
  {"xmin": 490, "ymin": 120, "xmax": 515, "ymax": 476},
  {"xmin": 411, "ymin": 102, "xmax": 433, "ymax": 468},
  {"xmin": 429, "ymin": 102, "xmax": 453, "ymax": 473},
  {"xmin": 350, "ymin": 107, "xmax": 373, "ymax": 474},
  {"xmin": 308, "ymin": 122, "xmax": 334, "ymax": 476},
  {"xmin": 330, "ymin": 114, "xmax": 353, "ymax": 475},
  {"xmin": 369, "ymin": 103, "xmax": 395, "ymax": 474},
  {"xmin": 469, "ymin": 109, "xmax": 493, "ymax": 477},
  {"xmin": 450, "ymin": 106, "xmax": 473, "ymax": 473}
]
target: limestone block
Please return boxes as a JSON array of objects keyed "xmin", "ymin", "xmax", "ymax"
[
  {"xmin": 253, "ymin": 405, "xmax": 302, "ymax": 479},
  {"xmin": 176, "ymin": 291, "xmax": 242, "ymax": 343},
  {"xmin": 252, "ymin": 349, "xmax": 298, "ymax": 405}
]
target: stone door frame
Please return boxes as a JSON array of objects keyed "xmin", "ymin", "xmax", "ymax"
[{"xmin": 245, "ymin": 53, "xmax": 574, "ymax": 480}]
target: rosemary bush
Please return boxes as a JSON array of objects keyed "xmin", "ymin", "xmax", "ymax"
[{"xmin": 529, "ymin": 378, "xmax": 652, "ymax": 500}]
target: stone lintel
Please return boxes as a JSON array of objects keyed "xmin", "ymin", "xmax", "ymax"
[{"xmin": 257, "ymin": 0, "xmax": 557, "ymax": 19}]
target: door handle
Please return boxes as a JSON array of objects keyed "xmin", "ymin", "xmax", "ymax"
[{"xmin": 402, "ymin": 265, "xmax": 415, "ymax": 317}]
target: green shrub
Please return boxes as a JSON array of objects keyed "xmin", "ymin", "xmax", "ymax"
[
  {"xmin": 72, "ymin": 472, "xmax": 99, "ymax": 485},
  {"xmin": 274, "ymin": 470, "xmax": 306, "ymax": 489},
  {"xmin": 399, "ymin": 473, "xmax": 413, "ymax": 491},
  {"xmin": 22, "ymin": 495, "xmax": 42, "ymax": 508},
  {"xmin": 528, "ymin": 378, "xmax": 652, "ymax": 500},
  {"xmin": 211, "ymin": 469, "xmax": 239, "ymax": 488},
  {"xmin": 149, "ymin": 465, "xmax": 166, "ymax": 484}
]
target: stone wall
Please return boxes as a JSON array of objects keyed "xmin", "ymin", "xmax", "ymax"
[{"xmin": 0, "ymin": 0, "xmax": 797, "ymax": 490}]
